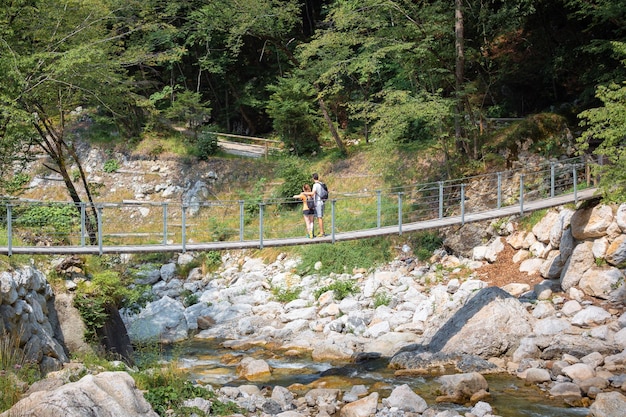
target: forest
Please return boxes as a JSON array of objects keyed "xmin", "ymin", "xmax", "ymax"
[{"xmin": 1, "ymin": 0, "xmax": 625, "ymax": 202}]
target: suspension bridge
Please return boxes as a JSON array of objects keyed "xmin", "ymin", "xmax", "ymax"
[{"xmin": 0, "ymin": 157, "xmax": 599, "ymax": 256}]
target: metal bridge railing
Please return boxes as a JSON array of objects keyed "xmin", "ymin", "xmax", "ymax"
[{"xmin": 0, "ymin": 156, "xmax": 597, "ymax": 254}]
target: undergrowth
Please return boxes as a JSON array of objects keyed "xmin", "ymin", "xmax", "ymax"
[
  {"xmin": 295, "ymin": 237, "xmax": 391, "ymax": 276},
  {"xmin": 132, "ymin": 343, "xmax": 242, "ymax": 417},
  {"xmin": 0, "ymin": 326, "xmax": 40, "ymax": 412}
]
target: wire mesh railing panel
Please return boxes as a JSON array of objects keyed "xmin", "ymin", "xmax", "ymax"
[
  {"xmin": 98, "ymin": 203, "xmax": 167, "ymax": 246},
  {"xmin": 7, "ymin": 201, "xmax": 83, "ymax": 247},
  {"xmin": 184, "ymin": 202, "xmax": 242, "ymax": 243},
  {"xmin": 0, "ymin": 155, "xmax": 598, "ymax": 252}
]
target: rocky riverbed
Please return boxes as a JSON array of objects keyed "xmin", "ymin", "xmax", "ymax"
[{"xmin": 2, "ymin": 202, "xmax": 626, "ymax": 416}]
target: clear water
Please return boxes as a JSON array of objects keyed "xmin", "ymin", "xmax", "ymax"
[{"xmin": 171, "ymin": 339, "xmax": 589, "ymax": 417}]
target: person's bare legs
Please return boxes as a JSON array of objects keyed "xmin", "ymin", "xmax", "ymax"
[{"xmin": 317, "ymin": 216, "xmax": 324, "ymax": 236}]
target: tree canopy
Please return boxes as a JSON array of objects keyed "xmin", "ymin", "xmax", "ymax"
[{"xmin": 1, "ymin": 0, "xmax": 626, "ymax": 196}]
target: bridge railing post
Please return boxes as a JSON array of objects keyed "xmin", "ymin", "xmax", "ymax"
[
  {"xmin": 182, "ymin": 205, "xmax": 187, "ymax": 253},
  {"xmin": 438, "ymin": 181, "xmax": 444, "ymax": 219},
  {"xmin": 331, "ymin": 199, "xmax": 336, "ymax": 243},
  {"xmin": 397, "ymin": 192, "xmax": 404, "ymax": 235},
  {"xmin": 573, "ymin": 166, "xmax": 578, "ymax": 203},
  {"xmin": 239, "ymin": 200, "xmax": 245, "ymax": 241},
  {"xmin": 162, "ymin": 203, "xmax": 168, "ymax": 245},
  {"xmin": 497, "ymin": 173, "xmax": 502, "ymax": 209},
  {"xmin": 80, "ymin": 202, "xmax": 86, "ymax": 247},
  {"xmin": 259, "ymin": 203, "xmax": 265, "ymax": 249},
  {"xmin": 550, "ymin": 162, "xmax": 555, "ymax": 198},
  {"xmin": 97, "ymin": 205, "xmax": 103, "ymax": 255},
  {"xmin": 461, "ymin": 185, "xmax": 465, "ymax": 225},
  {"xmin": 519, "ymin": 174, "xmax": 524, "ymax": 215},
  {"xmin": 7, "ymin": 204, "xmax": 12, "ymax": 256},
  {"xmin": 376, "ymin": 190, "xmax": 382, "ymax": 228}
]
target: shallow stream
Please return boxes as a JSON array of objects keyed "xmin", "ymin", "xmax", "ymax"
[{"xmin": 170, "ymin": 339, "xmax": 590, "ymax": 417}]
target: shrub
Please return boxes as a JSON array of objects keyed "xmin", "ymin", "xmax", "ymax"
[
  {"xmin": 373, "ymin": 291, "xmax": 392, "ymax": 308},
  {"xmin": 74, "ymin": 270, "xmax": 151, "ymax": 341},
  {"xmin": 13, "ymin": 203, "xmax": 79, "ymax": 243},
  {"xmin": 274, "ymin": 156, "xmax": 312, "ymax": 201},
  {"xmin": 408, "ymin": 231, "xmax": 443, "ymax": 261},
  {"xmin": 196, "ymin": 130, "xmax": 219, "ymax": 160},
  {"xmin": 272, "ymin": 286, "xmax": 302, "ymax": 303},
  {"xmin": 314, "ymin": 279, "xmax": 358, "ymax": 300},
  {"xmin": 132, "ymin": 345, "xmax": 241, "ymax": 417},
  {"xmin": 103, "ymin": 159, "xmax": 120, "ymax": 173}
]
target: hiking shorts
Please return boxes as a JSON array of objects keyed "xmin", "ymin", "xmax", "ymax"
[{"xmin": 315, "ymin": 201, "xmax": 324, "ymax": 218}]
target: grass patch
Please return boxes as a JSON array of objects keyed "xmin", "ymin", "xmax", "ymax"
[
  {"xmin": 373, "ymin": 291, "xmax": 392, "ymax": 308},
  {"xmin": 176, "ymin": 251, "xmax": 222, "ymax": 278},
  {"xmin": 272, "ymin": 285, "xmax": 302, "ymax": 303},
  {"xmin": 0, "ymin": 326, "xmax": 40, "ymax": 412},
  {"xmin": 406, "ymin": 231, "xmax": 444, "ymax": 261},
  {"xmin": 295, "ymin": 237, "xmax": 391, "ymax": 276},
  {"xmin": 518, "ymin": 209, "xmax": 547, "ymax": 232}
]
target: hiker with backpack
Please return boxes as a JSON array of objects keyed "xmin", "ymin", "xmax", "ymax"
[
  {"xmin": 312, "ymin": 173, "xmax": 328, "ymax": 237},
  {"xmin": 293, "ymin": 183, "xmax": 315, "ymax": 238}
]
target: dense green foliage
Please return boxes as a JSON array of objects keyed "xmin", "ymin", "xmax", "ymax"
[
  {"xmin": 577, "ymin": 42, "xmax": 626, "ymax": 202},
  {"xmin": 74, "ymin": 270, "xmax": 152, "ymax": 342},
  {"xmin": 13, "ymin": 204, "xmax": 79, "ymax": 243},
  {"xmin": 2, "ymin": 0, "xmax": 626, "ymax": 199}
]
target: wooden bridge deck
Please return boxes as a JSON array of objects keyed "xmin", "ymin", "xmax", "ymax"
[{"xmin": 0, "ymin": 188, "xmax": 598, "ymax": 256}]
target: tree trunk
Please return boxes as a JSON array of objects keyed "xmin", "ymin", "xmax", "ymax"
[
  {"xmin": 33, "ymin": 113, "xmax": 98, "ymax": 244},
  {"xmin": 276, "ymin": 41, "xmax": 348, "ymax": 156},
  {"xmin": 454, "ymin": 0, "xmax": 467, "ymax": 155},
  {"xmin": 318, "ymin": 94, "xmax": 347, "ymax": 156}
]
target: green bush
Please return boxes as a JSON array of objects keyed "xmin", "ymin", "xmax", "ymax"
[
  {"xmin": 196, "ymin": 130, "xmax": 219, "ymax": 160},
  {"xmin": 274, "ymin": 156, "xmax": 312, "ymax": 201},
  {"xmin": 132, "ymin": 347, "xmax": 241, "ymax": 417},
  {"xmin": 314, "ymin": 279, "xmax": 358, "ymax": 300},
  {"xmin": 74, "ymin": 270, "xmax": 151, "ymax": 342},
  {"xmin": 408, "ymin": 231, "xmax": 443, "ymax": 261},
  {"xmin": 14, "ymin": 203, "xmax": 79, "ymax": 243},
  {"xmin": 103, "ymin": 159, "xmax": 120, "ymax": 173},
  {"xmin": 373, "ymin": 291, "xmax": 392, "ymax": 308},
  {"xmin": 272, "ymin": 286, "xmax": 302, "ymax": 302}
]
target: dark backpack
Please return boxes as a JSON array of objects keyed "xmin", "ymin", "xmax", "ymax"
[
  {"xmin": 318, "ymin": 182, "xmax": 329, "ymax": 201},
  {"xmin": 306, "ymin": 196, "xmax": 315, "ymax": 210}
]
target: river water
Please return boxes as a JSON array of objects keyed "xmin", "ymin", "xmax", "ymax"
[{"xmin": 170, "ymin": 339, "xmax": 590, "ymax": 417}]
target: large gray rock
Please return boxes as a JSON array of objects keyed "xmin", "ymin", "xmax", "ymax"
[
  {"xmin": 0, "ymin": 371, "xmax": 157, "ymax": 417},
  {"xmin": 443, "ymin": 223, "xmax": 489, "ymax": 258},
  {"xmin": 122, "ymin": 296, "xmax": 188, "ymax": 343},
  {"xmin": 571, "ymin": 205, "xmax": 613, "ymax": 240},
  {"xmin": 589, "ymin": 391, "xmax": 626, "ymax": 417},
  {"xmin": 0, "ymin": 267, "xmax": 68, "ymax": 373},
  {"xmin": 579, "ymin": 266, "xmax": 624, "ymax": 299},
  {"xmin": 435, "ymin": 372, "xmax": 488, "ymax": 404},
  {"xmin": 421, "ymin": 287, "xmax": 533, "ymax": 358},
  {"xmin": 616, "ymin": 203, "xmax": 626, "ymax": 232},
  {"xmin": 606, "ymin": 234, "xmax": 626, "ymax": 266},
  {"xmin": 53, "ymin": 293, "xmax": 92, "ymax": 355},
  {"xmin": 339, "ymin": 392, "xmax": 378, "ymax": 417},
  {"xmin": 560, "ymin": 242, "xmax": 595, "ymax": 292},
  {"xmin": 532, "ymin": 210, "xmax": 560, "ymax": 244},
  {"xmin": 382, "ymin": 384, "xmax": 427, "ymax": 413}
]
